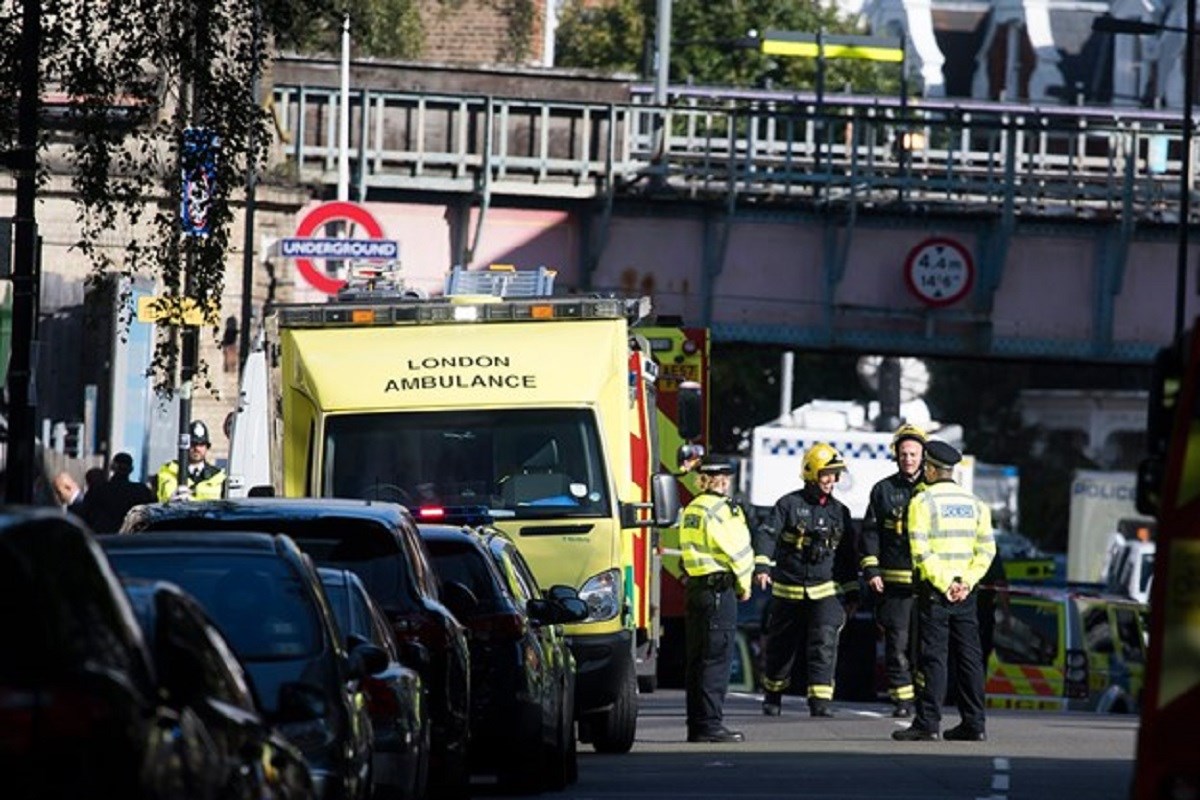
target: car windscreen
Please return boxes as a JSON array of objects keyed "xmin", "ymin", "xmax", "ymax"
[
  {"xmin": 103, "ymin": 550, "xmax": 320, "ymax": 662},
  {"xmin": 321, "ymin": 408, "xmax": 610, "ymax": 519},
  {"xmin": 135, "ymin": 516, "xmax": 422, "ymax": 615},
  {"xmin": 423, "ymin": 539, "xmax": 507, "ymax": 615}
]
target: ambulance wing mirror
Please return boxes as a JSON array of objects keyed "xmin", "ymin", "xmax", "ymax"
[
  {"xmin": 618, "ymin": 473, "xmax": 680, "ymax": 529},
  {"xmin": 678, "ymin": 381, "xmax": 703, "ymax": 442}
]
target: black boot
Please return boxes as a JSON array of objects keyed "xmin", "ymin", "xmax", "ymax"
[
  {"xmin": 762, "ymin": 691, "xmax": 782, "ymax": 716},
  {"xmin": 809, "ymin": 700, "xmax": 834, "ymax": 718}
]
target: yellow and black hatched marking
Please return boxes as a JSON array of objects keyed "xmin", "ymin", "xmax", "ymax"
[{"xmin": 762, "ymin": 437, "xmax": 891, "ymax": 460}]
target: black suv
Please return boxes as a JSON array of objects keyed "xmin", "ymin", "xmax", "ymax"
[
  {"xmin": 100, "ymin": 531, "xmax": 380, "ymax": 800},
  {"xmin": 121, "ymin": 498, "xmax": 472, "ymax": 800},
  {"xmin": 419, "ymin": 521, "xmax": 587, "ymax": 792}
]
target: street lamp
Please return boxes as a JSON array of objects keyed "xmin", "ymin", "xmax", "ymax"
[{"xmin": 1094, "ymin": 11, "xmax": 1196, "ymax": 343}]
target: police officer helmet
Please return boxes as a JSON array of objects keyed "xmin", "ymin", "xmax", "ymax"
[
  {"xmin": 677, "ymin": 442, "xmax": 706, "ymax": 471},
  {"xmin": 890, "ymin": 423, "xmax": 927, "ymax": 456},
  {"xmin": 924, "ymin": 439, "xmax": 962, "ymax": 469},
  {"xmin": 189, "ymin": 419, "xmax": 211, "ymax": 446},
  {"xmin": 801, "ymin": 442, "xmax": 846, "ymax": 483},
  {"xmin": 696, "ymin": 456, "xmax": 735, "ymax": 477}
]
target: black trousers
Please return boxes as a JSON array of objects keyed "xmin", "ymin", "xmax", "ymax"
[
  {"xmin": 760, "ymin": 594, "xmax": 844, "ymax": 700},
  {"xmin": 913, "ymin": 584, "xmax": 986, "ymax": 733},
  {"xmin": 875, "ymin": 586, "xmax": 915, "ymax": 703},
  {"xmin": 685, "ymin": 576, "xmax": 738, "ymax": 734}
]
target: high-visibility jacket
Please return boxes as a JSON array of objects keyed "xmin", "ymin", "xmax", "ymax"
[
  {"xmin": 906, "ymin": 478, "xmax": 995, "ymax": 593},
  {"xmin": 860, "ymin": 472, "xmax": 924, "ymax": 587},
  {"xmin": 156, "ymin": 460, "xmax": 227, "ymax": 502},
  {"xmin": 680, "ymin": 491, "xmax": 755, "ymax": 597},
  {"xmin": 753, "ymin": 484, "xmax": 858, "ymax": 601}
]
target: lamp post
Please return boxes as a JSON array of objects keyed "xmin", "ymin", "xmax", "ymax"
[{"xmin": 1094, "ymin": 11, "xmax": 1196, "ymax": 343}]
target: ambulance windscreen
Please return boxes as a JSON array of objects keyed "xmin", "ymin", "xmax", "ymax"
[{"xmin": 321, "ymin": 408, "xmax": 610, "ymax": 519}]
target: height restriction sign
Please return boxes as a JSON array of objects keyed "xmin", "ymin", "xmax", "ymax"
[{"xmin": 904, "ymin": 236, "xmax": 974, "ymax": 307}]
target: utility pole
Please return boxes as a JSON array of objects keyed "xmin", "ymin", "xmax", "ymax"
[
  {"xmin": 5, "ymin": 0, "xmax": 42, "ymax": 503},
  {"xmin": 176, "ymin": 0, "xmax": 213, "ymax": 491},
  {"xmin": 238, "ymin": 0, "xmax": 262, "ymax": 375}
]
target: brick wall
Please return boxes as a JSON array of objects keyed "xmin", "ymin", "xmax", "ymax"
[{"xmin": 418, "ymin": 0, "xmax": 545, "ymax": 66}]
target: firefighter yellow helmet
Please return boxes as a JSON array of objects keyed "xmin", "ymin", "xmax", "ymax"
[
  {"xmin": 890, "ymin": 423, "xmax": 927, "ymax": 456},
  {"xmin": 801, "ymin": 442, "xmax": 846, "ymax": 483}
]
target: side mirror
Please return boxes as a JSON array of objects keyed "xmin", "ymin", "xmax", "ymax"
[
  {"xmin": 526, "ymin": 597, "xmax": 554, "ymax": 625},
  {"xmin": 276, "ymin": 681, "xmax": 326, "ymax": 724},
  {"xmin": 440, "ymin": 580, "xmax": 479, "ymax": 621},
  {"xmin": 678, "ymin": 380, "xmax": 703, "ymax": 441},
  {"xmin": 556, "ymin": 597, "xmax": 589, "ymax": 623},
  {"xmin": 546, "ymin": 584, "xmax": 578, "ymax": 603},
  {"xmin": 347, "ymin": 641, "xmax": 389, "ymax": 679},
  {"xmin": 651, "ymin": 472, "xmax": 680, "ymax": 527},
  {"xmin": 396, "ymin": 640, "xmax": 429, "ymax": 671},
  {"xmin": 1135, "ymin": 456, "xmax": 1163, "ymax": 517}
]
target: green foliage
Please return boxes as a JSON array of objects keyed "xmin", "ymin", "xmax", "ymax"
[
  {"xmin": 0, "ymin": 0, "xmax": 284, "ymax": 395},
  {"xmin": 555, "ymin": 0, "xmax": 649, "ymax": 74},
  {"xmin": 279, "ymin": 0, "xmax": 424, "ymax": 59},
  {"xmin": 554, "ymin": 0, "xmax": 900, "ymax": 95}
]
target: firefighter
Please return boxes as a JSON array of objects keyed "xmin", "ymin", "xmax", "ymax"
[
  {"xmin": 680, "ymin": 456, "xmax": 754, "ymax": 743},
  {"xmin": 755, "ymin": 442, "xmax": 858, "ymax": 717},
  {"xmin": 893, "ymin": 440, "xmax": 996, "ymax": 742},
  {"xmin": 156, "ymin": 419, "xmax": 228, "ymax": 502},
  {"xmin": 860, "ymin": 423, "xmax": 927, "ymax": 717}
]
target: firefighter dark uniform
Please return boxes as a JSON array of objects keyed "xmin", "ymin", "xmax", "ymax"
[
  {"xmin": 156, "ymin": 419, "xmax": 227, "ymax": 502},
  {"xmin": 860, "ymin": 424, "xmax": 926, "ymax": 717},
  {"xmin": 680, "ymin": 458, "xmax": 754, "ymax": 743},
  {"xmin": 755, "ymin": 442, "xmax": 858, "ymax": 717},
  {"xmin": 893, "ymin": 440, "xmax": 996, "ymax": 742}
]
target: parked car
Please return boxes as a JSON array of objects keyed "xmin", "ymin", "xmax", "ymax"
[
  {"xmin": 417, "ymin": 520, "xmax": 587, "ymax": 792},
  {"xmin": 121, "ymin": 577, "xmax": 317, "ymax": 800},
  {"xmin": 318, "ymin": 567, "xmax": 430, "ymax": 800},
  {"xmin": 99, "ymin": 531, "xmax": 383, "ymax": 800},
  {"xmin": 985, "ymin": 582, "xmax": 1149, "ymax": 713},
  {"xmin": 0, "ymin": 507, "xmax": 218, "ymax": 800},
  {"xmin": 121, "ymin": 498, "xmax": 472, "ymax": 800}
]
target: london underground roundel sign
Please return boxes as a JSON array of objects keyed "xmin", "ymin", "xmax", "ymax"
[
  {"xmin": 281, "ymin": 201, "xmax": 399, "ymax": 295},
  {"xmin": 904, "ymin": 236, "xmax": 974, "ymax": 307}
]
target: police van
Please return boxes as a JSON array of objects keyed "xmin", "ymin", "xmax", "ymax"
[{"xmin": 985, "ymin": 583, "xmax": 1147, "ymax": 713}]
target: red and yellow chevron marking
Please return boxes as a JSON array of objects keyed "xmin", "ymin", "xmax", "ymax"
[
  {"xmin": 985, "ymin": 661, "xmax": 1065, "ymax": 710},
  {"xmin": 627, "ymin": 350, "xmax": 654, "ymax": 632}
]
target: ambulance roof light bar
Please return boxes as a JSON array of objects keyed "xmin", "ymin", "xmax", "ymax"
[
  {"xmin": 444, "ymin": 264, "xmax": 557, "ymax": 298},
  {"xmin": 276, "ymin": 295, "xmax": 652, "ymax": 328}
]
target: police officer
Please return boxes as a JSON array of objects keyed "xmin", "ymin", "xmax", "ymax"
[
  {"xmin": 860, "ymin": 423, "xmax": 926, "ymax": 717},
  {"xmin": 893, "ymin": 440, "xmax": 996, "ymax": 742},
  {"xmin": 755, "ymin": 442, "xmax": 858, "ymax": 717},
  {"xmin": 680, "ymin": 456, "xmax": 754, "ymax": 743},
  {"xmin": 157, "ymin": 419, "xmax": 228, "ymax": 502}
]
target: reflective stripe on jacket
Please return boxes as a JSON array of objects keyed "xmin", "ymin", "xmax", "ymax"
[
  {"xmin": 860, "ymin": 472, "xmax": 923, "ymax": 586},
  {"xmin": 680, "ymin": 492, "xmax": 755, "ymax": 597},
  {"xmin": 906, "ymin": 479, "xmax": 995, "ymax": 593},
  {"xmin": 156, "ymin": 460, "xmax": 227, "ymax": 502}
]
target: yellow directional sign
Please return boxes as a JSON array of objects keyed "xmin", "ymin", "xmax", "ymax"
[
  {"xmin": 759, "ymin": 31, "xmax": 904, "ymax": 63},
  {"xmin": 136, "ymin": 295, "xmax": 219, "ymax": 326}
]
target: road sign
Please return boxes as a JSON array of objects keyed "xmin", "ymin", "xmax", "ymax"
[
  {"xmin": 904, "ymin": 236, "xmax": 974, "ymax": 307},
  {"xmin": 136, "ymin": 295, "xmax": 219, "ymax": 326},
  {"xmin": 281, "ymin": 201, "xmax": 399, "ymax": 295},
  {"xmin": 181, "ymin": 127, "xmax": 219, "ymax": 238}
]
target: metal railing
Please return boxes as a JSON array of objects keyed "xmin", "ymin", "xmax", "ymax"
[{"xmin": 271, "ymin": 82, "xmax": 1195, "ymax": 220}]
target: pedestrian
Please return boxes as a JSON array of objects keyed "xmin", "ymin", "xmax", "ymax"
[
  {"xmin": 860, "ymin": 423, "xmax": 927, "ymax": 717},
  {"xmin": 755, "ymin": 442, "xmax": 858, "ymax": 718},
  {"xmin": 52, "ymin": 471, "xmax": 86, "ymax": 516},
  {"xmin": 893, "ymin": 440, "xmax": 996, "ymax": 742},
  {"xmin": 84, "ymin": 452, "xmax": 157, "ymax": 532},
  {"xmin": 680, "ymin": 456, "xmax": 754, "ymax": 743},
  {"xmin": 156, "ymin": 420, "xmax": 227, "ymax": 502}
]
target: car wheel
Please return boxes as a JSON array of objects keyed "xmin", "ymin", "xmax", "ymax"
[
  {"xmin": 591, "ymin": 654, "xmax": 637, "ymax": 754},
  {"xmin": 544, "ymin": 693, "xmax": 574, "ymax": 791},
  {"xmin": 498, "ymin": 734, "xmax": 544, "ymax": 794}
]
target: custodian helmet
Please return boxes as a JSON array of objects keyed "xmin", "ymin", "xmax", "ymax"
[{"xmin": 801, "ymin": 442, "xmax": 846, "ymax": 483}]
